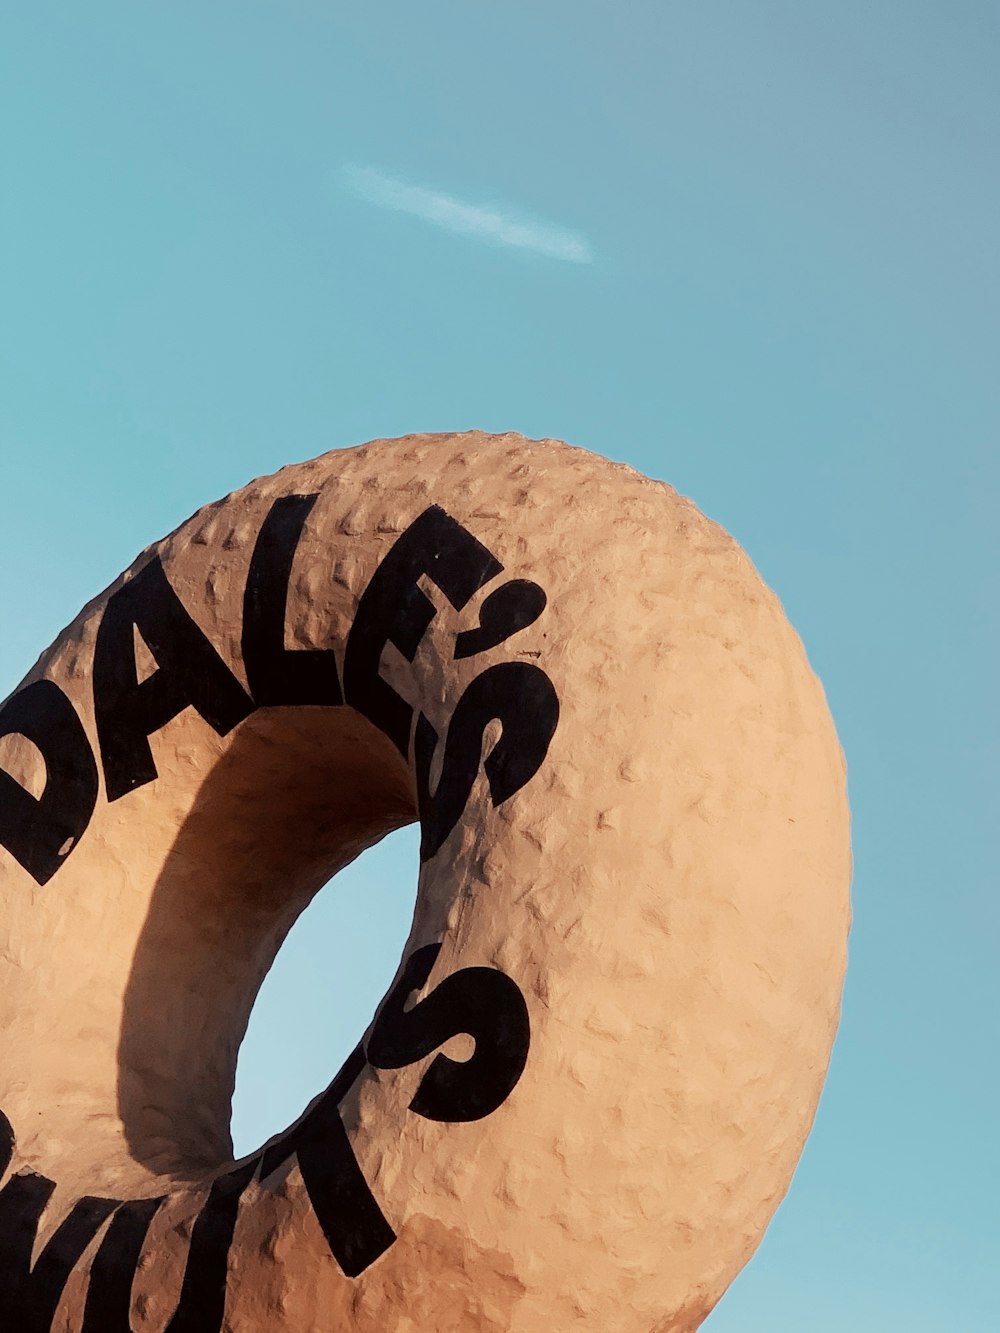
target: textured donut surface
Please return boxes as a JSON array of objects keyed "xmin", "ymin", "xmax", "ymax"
[{"xmin": 0, "ymin": 432, "xmax": 850, "ymax": 1331}]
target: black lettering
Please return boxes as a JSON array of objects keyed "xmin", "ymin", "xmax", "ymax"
[
  {"xmin": 82, "ymin": 1196, "xmax": 164, "ymax": 1333},
  {"xmin": 93, "ymin": 558, "xmax": 254, "ymax": 800},
  {"xmin": 367, "ymin": 944, "xmax": 530, "ymax": 1123},
  {"xmin": 164, "ymin": 1159, "xmax": 257, "ymax": 1333},
  {"xmin": 0, "ymin": 1108, "xmax": 12, "ymax": 1178},
  {"xmin": 415, "ymin": 661, "xmax": 559, "ymax": 862},
  {"xmin": 454, "ymin": 579, "xmax": 546, "ymax": 659},
  {"xmin": 241, "ymin": 495, "xmax": 343, "ymax": 707},
  {"xmin": 259, "ymin": 1044, "xmax": 395, "ymax": 1279},
  {"xmin": 0, "ymin": 1172, "xmax": 54, "ymax": 1315},
  {"xmin": 0, "ymin": 1170, "xmax": 118, "ymax": 1333},
  {"xmin": 0, "ymin": 680, "xmax": 98, "ymax": 885},
  {"xmin": 344, "ymin": 507, "xmax": 502, "ymax": 756}
]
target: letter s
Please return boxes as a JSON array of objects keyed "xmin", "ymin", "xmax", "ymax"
[{"xmin": 366, "ymin": 944, "xmax": 530, "ymax": 1124}]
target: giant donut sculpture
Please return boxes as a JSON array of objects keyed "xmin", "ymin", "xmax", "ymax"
[{"xmin": 0, "ymin": 432, "xmax": 850, "ymax": 1332}]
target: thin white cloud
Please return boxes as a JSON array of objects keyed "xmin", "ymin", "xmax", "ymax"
[{"xmin": 343, "ymin": 163, "xmax": 593, "ymax": 264}]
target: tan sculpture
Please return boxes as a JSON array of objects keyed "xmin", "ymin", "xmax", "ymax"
[{"xmin": 0, "ymin": 432, "xmax": 850, "ymax": 1331}]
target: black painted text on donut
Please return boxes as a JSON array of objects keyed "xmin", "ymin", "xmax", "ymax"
[{"xmin": 0, "ymin": 500, "xmax": 559, "ymax": 1330}]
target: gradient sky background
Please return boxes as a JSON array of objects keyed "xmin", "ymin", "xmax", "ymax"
[{"xmin": 1, "ymin": 3, "xmax": 997, "ymax": 1328}]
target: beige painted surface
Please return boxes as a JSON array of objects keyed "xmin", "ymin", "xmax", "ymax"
[{"xmin": 0, "ymin": 432, "xmax": 851, "ymax": 1330}]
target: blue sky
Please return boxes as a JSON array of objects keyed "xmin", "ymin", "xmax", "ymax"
[{"xmin": 1, "ymin": 3, "xmax": 996, "ymax": 1328}]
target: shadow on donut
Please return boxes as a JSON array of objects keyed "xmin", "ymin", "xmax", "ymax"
[{"xmin": 116, "ymin": 706, "xmax": 416, "ymax": 1180}]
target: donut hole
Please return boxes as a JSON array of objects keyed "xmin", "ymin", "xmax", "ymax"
[
  {"xmin": 229, "ymin": 820, "xmax": 420, "ymax": 1158},
  {"xmin": 116, "ymin": 706, "xmax": 417, "ymax": 1184}
]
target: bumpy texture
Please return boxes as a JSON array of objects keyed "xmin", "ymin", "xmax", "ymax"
[{"xmin": 0, "ymin": 432, "xmax": 850, "ymax": 1331}]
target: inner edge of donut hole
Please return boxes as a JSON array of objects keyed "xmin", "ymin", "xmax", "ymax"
[{"xmin": 116, "ymin": 706, "xmax": 420, "ymax": 1185}]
